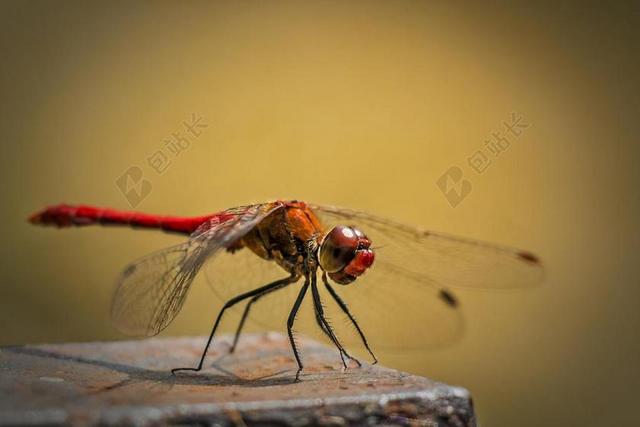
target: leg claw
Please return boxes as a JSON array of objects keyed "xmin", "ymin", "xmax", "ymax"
[{"xmin": 171, "ymin": 367, "xmax": 199, "ymax": 376}]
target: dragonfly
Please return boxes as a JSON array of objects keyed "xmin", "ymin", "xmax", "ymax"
[{"xmin": 29, "ymin": 200, "xmax": 543, "ymax": 380}]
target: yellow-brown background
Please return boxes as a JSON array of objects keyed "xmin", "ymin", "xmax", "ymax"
[{"xmin": 1, "ymin": 1, "xmax": 638, "ymax": 426}]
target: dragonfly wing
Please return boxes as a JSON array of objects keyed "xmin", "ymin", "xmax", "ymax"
[
  {"xmin": 306, "ymin": 203, "xmax": 543, "ymax": 352},
  {"xmin": 110, "ymin": 202, "xmax": 284, "ymax": 336},
  {"xmin": 110, "ymin": 242, "xmax": 195, "ymax": 336},
  {"xmin": 318, "ymin": 263, "xmax": 465, "ymax": 352},
  {"xmin": 204, "ymin": 252, "xmax": 464, "ymax": 352},
  {"xmin": 203, "ymin": 245, "xmax": 301, "ymax": 328},
  {"xmin": 309, "ymin": 203, "xmax": 543, "ymax": 290}
]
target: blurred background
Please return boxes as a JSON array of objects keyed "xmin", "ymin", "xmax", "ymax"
[{"xmin": 1, "ymin": 1, "xmax": 638, "ymax": 426}]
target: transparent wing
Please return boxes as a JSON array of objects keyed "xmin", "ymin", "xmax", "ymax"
[
  {"xmin": 306, "ymin": 203, "xmax": 543, "ymax": 353},
  {"xmin": 202, "ymin": 202, "xmax": 542, "ymax": 354},
  {"xmin": 203, "ymin": 245, "xmax": 302, "ymax": 330},
  {"xmin": 318, "ymin": 265, "xmax": 465, "ymax": 352},
  {"xmin": 309, "ymin": 203, "xmax": 543, "ymax": 290},
  {"xmin": 204, "ymin": 248, "xmax": 463, "ymax": 353},
  {"xmin": 110, "ymin": 202, "xmax": 284, "ymax": 336},
  {"xmin": 110, "ymin": 242, "xmax": 194, "ymax": 336}
]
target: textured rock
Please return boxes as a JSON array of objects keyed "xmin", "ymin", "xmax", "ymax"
[{"xmin": 0, "ymin": 333, "xmax": 475, "ymax": 426}]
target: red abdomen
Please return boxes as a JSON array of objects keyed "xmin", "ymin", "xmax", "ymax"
[{"xmin": 28, "ymin": 204, "xmax": 218, "ymax": 235}]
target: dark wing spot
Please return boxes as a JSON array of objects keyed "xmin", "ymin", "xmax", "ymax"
[
  {"xmin": 438, "ymin": 289, "xmax": 458, "ymax": 308},
  {"xmin": 123, "ymin": 264, "xmax": 136, "ymax": 277},
  {"xmin": 518, "ymin": 251, "xmax": 540, "ymax": 265}
]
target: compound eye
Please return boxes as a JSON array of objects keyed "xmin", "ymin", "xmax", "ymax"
[{"xmin": 319, "ymin": 226, "xmax": 359, "ymax": 273}]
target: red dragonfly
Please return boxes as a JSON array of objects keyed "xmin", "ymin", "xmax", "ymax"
[{"xmin": 29, "ymin": 200, "xmax": 542, "ymax": 380}]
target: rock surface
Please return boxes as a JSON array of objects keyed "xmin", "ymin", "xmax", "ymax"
[{"xmin": 0, "ymin": 333, "xmax": 475, "ymax": 426}]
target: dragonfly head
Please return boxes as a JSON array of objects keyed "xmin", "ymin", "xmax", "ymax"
[{"xmin": 318, "ymin": 225, "xmax": 375, "ymax": 284}]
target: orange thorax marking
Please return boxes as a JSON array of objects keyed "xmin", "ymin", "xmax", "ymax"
[{"xmin": 240, "ymin": 203, "xmax": 325, "ymax": 272}]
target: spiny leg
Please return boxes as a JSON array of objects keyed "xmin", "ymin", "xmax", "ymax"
[
  {"xmin": 311, "ymin": 273, "xmax": 361, "ymax": 367},
  {"xmin": 313, "ymin": 294, "xmax": 348, "ymax": 368},
  {"xmin": 310, "ymin": 276, "xmax": 342, "ymax": 358},
  {"xmin": 287, "ymin": 276, "xmax": 310, "ymax": 381},
  {"xmin": 322, "ymin": 272, "xmax": 378, "ymax": 364},
  {"xmin": 313, "ymin": 304, "xmax": 347, "ymax": 367},
  {"xmin": 171, "ymin": 275, "xmax": 295, "ymax": 375},
  {"xmin": 230, "ymin": 277, "xmax": 297, "ymax": 353}
]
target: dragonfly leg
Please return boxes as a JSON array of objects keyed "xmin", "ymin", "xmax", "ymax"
[
  {"xmin": 287, "ymin": 276, "xmax": 310, "ymax": 381},
  {"xmin": 322, "ymin": 272, "xmax": 378, "ymax": 364},
  {"xmin": 313, "ymin": 307, "xmax": 347, "ymax": 367},
  {"xmin": 230, "ymin": 275, "xmax": 298, "ymax": 353},
  {"xmin": 171, "ymin": 275, "xmax": 295, "ymax": 375},
  {"xmin": 311, "ymin": 273, "xmax": 361, "ymax": 368}
]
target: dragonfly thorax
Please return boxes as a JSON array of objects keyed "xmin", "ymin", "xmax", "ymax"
[{"xmin": 318, "ymin": 225, "xmax": 375, "ymax": 284}]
